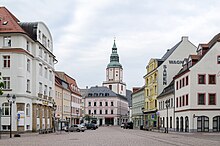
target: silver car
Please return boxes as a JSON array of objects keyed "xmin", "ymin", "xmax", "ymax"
[{"xmin": 65, "ymin": 124, "xmax": 85, "ymax": 132}]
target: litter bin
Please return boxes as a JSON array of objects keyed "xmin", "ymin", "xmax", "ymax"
[{"xmin": 140, "ymin": 125, "xmax": 143, "ymax": 130}]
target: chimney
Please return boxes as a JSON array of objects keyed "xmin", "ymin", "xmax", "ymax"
[{"xmin": 182, "ymin": 36, "xmax": 188, "ymax": 41}]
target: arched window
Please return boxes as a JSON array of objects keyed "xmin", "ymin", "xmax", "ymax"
[
  {"xmin": 185, "ymin": 116, "xmax": 189, "ymax": 132},
  {"xmin": 180, "ymin": 117, "xmax": 184, "ymax": 132},
  {"xmin": 176, "ymin": 117, "xmax": 179, "ymax": 131},
  {"xmin": 26, "ymin": 104, "xmax": 30, "ymax": 116},
  {"xmin": 213, "ymin": 116, "xmax": 220, "ymax": 132},
  {"xmin": 2, "ymin": 103, "xmax": 10, "ymax": 116},
  {"xmin": 197, "ymin": 116, "xmax": 209, "ymax": 132}
]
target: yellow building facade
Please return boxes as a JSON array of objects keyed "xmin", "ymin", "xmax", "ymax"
[{"xmin": 143, "ymin": 58, "xmax": 162, "ymax": 130}]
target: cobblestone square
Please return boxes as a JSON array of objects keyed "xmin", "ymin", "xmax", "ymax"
[{"xmin": 0, "ymin": 127, "xmax": 220, "ymax": 146}]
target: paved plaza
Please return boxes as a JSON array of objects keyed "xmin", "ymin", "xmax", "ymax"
[{"xmin": 0, "ymin": 127, "xmax": 220, "ymax": 146}]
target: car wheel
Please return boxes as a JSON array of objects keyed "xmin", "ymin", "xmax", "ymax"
[
  {"xmin": 76, "ymin": 129, "xmax": 80, "ymax": 132},
  {"xmin": 82, "ymin": 130, "xmax": 85, "ymax": 132}
]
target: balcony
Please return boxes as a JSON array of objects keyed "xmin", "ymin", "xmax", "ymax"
[
  {"xmin": 48, "ymin": 96, "xmax": 52, "ymax": 101},
  {"xmin": 43, "ymin": 95, "xmax": 48, "ymax": 100},
  {"xmin": 38, "ymin": 93, "xmax": 43, "ymax": 98}
]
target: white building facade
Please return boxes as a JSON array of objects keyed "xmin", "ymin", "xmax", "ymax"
[
  {"xmin": 174, "ymin": 34, "xmax": 220, "ymax": 132},
  {"xmin": 157, "ymin": 36, "xmax": 197, "ymax": 95},
  {"xmin": 0, "ymin": 7, "xmax": 56, "ymax": 132}
]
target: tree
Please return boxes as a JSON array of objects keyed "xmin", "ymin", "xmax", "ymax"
[{"xmin": 0, "ymin": 76, "xmax": 4, "ymax": 95}]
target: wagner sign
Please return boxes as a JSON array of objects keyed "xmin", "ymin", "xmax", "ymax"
[{"xmin": 169, "ymin": 60, "xmax": 184, "ymax": 64}]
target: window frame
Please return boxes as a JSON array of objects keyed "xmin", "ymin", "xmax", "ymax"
[
  {"xmin": 3, "ymin": 55, "xmax": 10, "ymax": 68},
  {"xmin": 208, "ymin": 93, "xmax": 216, "ymax": 105},
  {"xmin": 186, "ymin": 76, "xmax": 189, "ymax": 86},
  {"xmin": 217, "ymin": 55, "xmax": 220, "ymax": 64},
  {"xmin": 198, "ymin": 93, "xmax": 206, "ymax": 105},
  {"xmin": 198, "ymin": 74, "xmax": 206, "ymax": 84},
  {"xmin": 26, "ymin": 104, "xmax": 30, "ymax": 116},
  {"xmin": 208, "ymin": 74, "xmax": 216, "ymax": 85}
]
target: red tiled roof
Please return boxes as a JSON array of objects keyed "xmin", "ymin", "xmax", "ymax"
[{"xmin": 0, "ymin": 7, "xmax": 26, "ymax": 33}]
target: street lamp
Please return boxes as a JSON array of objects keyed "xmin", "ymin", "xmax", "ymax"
[
  {"xmin": 53, "ymin": 103, "xmax": 57, "ymax": 132},
  {"xmin": 6, "ymin": 94, "xmax": 16, "ymax": 138},
  {"xmin": 76, "ymin": 109, "xmax": 79, "ymax": 124},
  {"xmin": 165, "ymin": 99, "xmax": 170, "ymax": 133}
]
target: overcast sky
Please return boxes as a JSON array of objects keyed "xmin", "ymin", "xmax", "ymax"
[{"xmin": 1, "ymin": 0, "xmax": 220, "ymax": 90}]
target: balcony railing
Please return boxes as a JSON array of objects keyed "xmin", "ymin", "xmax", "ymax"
[
  {"xmin": 38, "ymin": 93, "xmax": 43, "ymax": 98},
  {"xmin": 43, "ymin": 95, "xmax": 48, "ymax": 100}
]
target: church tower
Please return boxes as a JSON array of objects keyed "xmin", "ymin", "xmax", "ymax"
[{"xmin": 103, "ymin": 39, "xmax": 126, "ymax": 96}]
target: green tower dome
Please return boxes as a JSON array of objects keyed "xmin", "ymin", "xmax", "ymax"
[{"xmin": 107, "ymin": 40, "xmax": 122, "ymax": 68}]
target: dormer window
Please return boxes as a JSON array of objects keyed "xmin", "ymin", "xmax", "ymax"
[{"xmin": 217, "ymin": 56, "xmax": 220, "ymax": 64}]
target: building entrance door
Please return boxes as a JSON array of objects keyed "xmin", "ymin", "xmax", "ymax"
[
  {"xmin": 197, "ymin": 116, "xmax": 209, "ymax": 132},
  {"xmin": 99, "ymin": 119, "xmax": 103, "ymax": 126},
  {"xmin": 213, "ymin": 116, "xmax": 220, "ymax": 132}
]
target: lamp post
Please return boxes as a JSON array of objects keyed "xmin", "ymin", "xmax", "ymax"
[
  {"xmin": 76, "ymin": 109, "xmax": 79, "ymax": 124},
  {"xmin": 53, "ymin": 103, "xmax": 57, "ymax": 132},
  {"xmin": 6, "ymin": 94, "xmax": 16, "ymax": 138},
  {"xmin": 0, "ymin": 107, "xmax": 2, "ymax": 139},
  {"xmin": 141, "ymin": 107, "xmax": 145, "ymax": 129},
  {"xmin": 165, "ymin": 99, "xmax": 170, "ymax": 133}
]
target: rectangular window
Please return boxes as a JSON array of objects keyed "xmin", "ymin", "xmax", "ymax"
[
  {"xmin": 39, "ymin": 64, "xmax": 42, "ymax": 76},
  {"xmin": 44, "ymin": 51, "xmax": 47, "ymax": 61},
  {"xmin": 121, "ymin": 85, "xmax": 123, "ymax": 91},
  {"xmin": 198, "ymin": 74, "xmax": 206, "ymax": 84},
  {"xmin": 179, "ymin": 96, "xmax": 182, "ymax": 107},
  {"xmin": 44, "ymin": 67, "xmax": 47, "ymax": 78},
  {"xmin": 186, "ymin": 76, "xmax": 189, "ymax": 86},
  {"xmin": 180, "ymin": 80, "xmax": 182, "ymax": 88},
  {"xmin": 3, "ymin": 56, "xmax": 10, "ymax": 68},
  {"xmin": 27, "ymin": 79, "xmax": 30, "ymax": 92},
  {"xmin": 94, "ymin": 102, "xmax": 96, "ymax": 106},
  {"xmin": 39, "ymin": 47, "xmax": 42, "ymax": 57},
  {"xmin": 100, "ymin": 102, "xmax": 102, "ymax": 106},
  {"xmin": 182, "ymin": 78, "xmax": 185, "ymax": 87},
  {"xmin": 111, "ymin": 110, "xmax": 113, "ymax": 114},
  {"xmin": 217, "ymin": 56, "xmax": 220, "ymax": 64},
  {"xmin": 186, "ymin": 94, "xmax": 188, "ymax": 106},
  {"xmin": 39, "ymin": 82, "xmax": 42, "ymax": 94},
  {"xmin": 209, "ymin": 93, "xmax": 216, "ymax": 105},
  {"xmin": 94, "ymin": 110, "xmax": 96, "ymax": 115},
  {"xmin": 88, "ymin": 110, "xmax": 91, "ymax": 115},
  {"xmin": 109, "ymin": 85, "xmax": 112, "ymax": 90},
  {"xmin": 198, "ymin": 93, "xmax": 205, "ymax": 105},
  {"xmin": 105, "ymin": 110, "xmax": 108, "ymax": 114},
  {"xmin": 182, "ymin": 95, "xmax": 185, "ymax": 106},
  {"xmin": 105, "ymin": 102, "xmax": 108, "ymax": 106},
  {"xmin": 27, "ymin": 59, "xmax": 30, "ymax": 72},
  {"xmin": 44, "ymin": 85, "xmax": 47, "ymax": 95},
  {"xmin": 176, "ymin": 81, "xmax": 178, "ymax": 90},
  {"xmin": 171, "ymin": 98, "xmax": 173, "ymax": 107},
  {"xmin": 3, "ymin": 77, "xmax": 10, "ymax": 89},
  {"xmin": 176, "ymin": 98, "xmax": 178, "ymax": 108},
  {"xmin": 49, "ymin": 70, "xmax": 52, "ymax": 81},
  {"xmin": 42, "ymin": 34, "xmax": 47, "ymax": 47},
  {"xmin": 170, "ymin": 117, "xmax": 172, "ymax": 128},
  {"xmin": 49, "ymin": 87, "xmax": 52, "ymax": 97},
  {"xmin": 26, "ymin": 41, "xmax": 30, "ymax": 51},
  {"xmin": 38, "ymin": 30, "xmax": 41, "ymax": 39},
  {"xmin": 208, "ymin": 74, "xmax": 216, "ymax": 84},
  {"xmin": 100, "ymin": 110, "xmax": 102, "ymax": 115},
  {"xmin": 3, "ymin": 36, "xmax": 11, "ymax": 47},
  {"xmin": 88, "ymin": 102, "xmax": 91, "ymax": 106},
  {"xmin": 111, "ymin": 101, "xmax": 114, "ymax": 106}
]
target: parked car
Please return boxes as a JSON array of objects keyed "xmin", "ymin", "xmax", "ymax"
[
  {"xmin": 65, "ymin": 124, "xmax": 85, "ymax": 132},
  {"xmin": 85, "ymin": 123, "xmax": 97, "ymax": 130},
  {"xmin": 124, "ymin": 122, "xmax": 133, "ymax": 129},
  {"xmin": 121, "ymin": 123, "xmax": 125, "ymax": 128}
]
